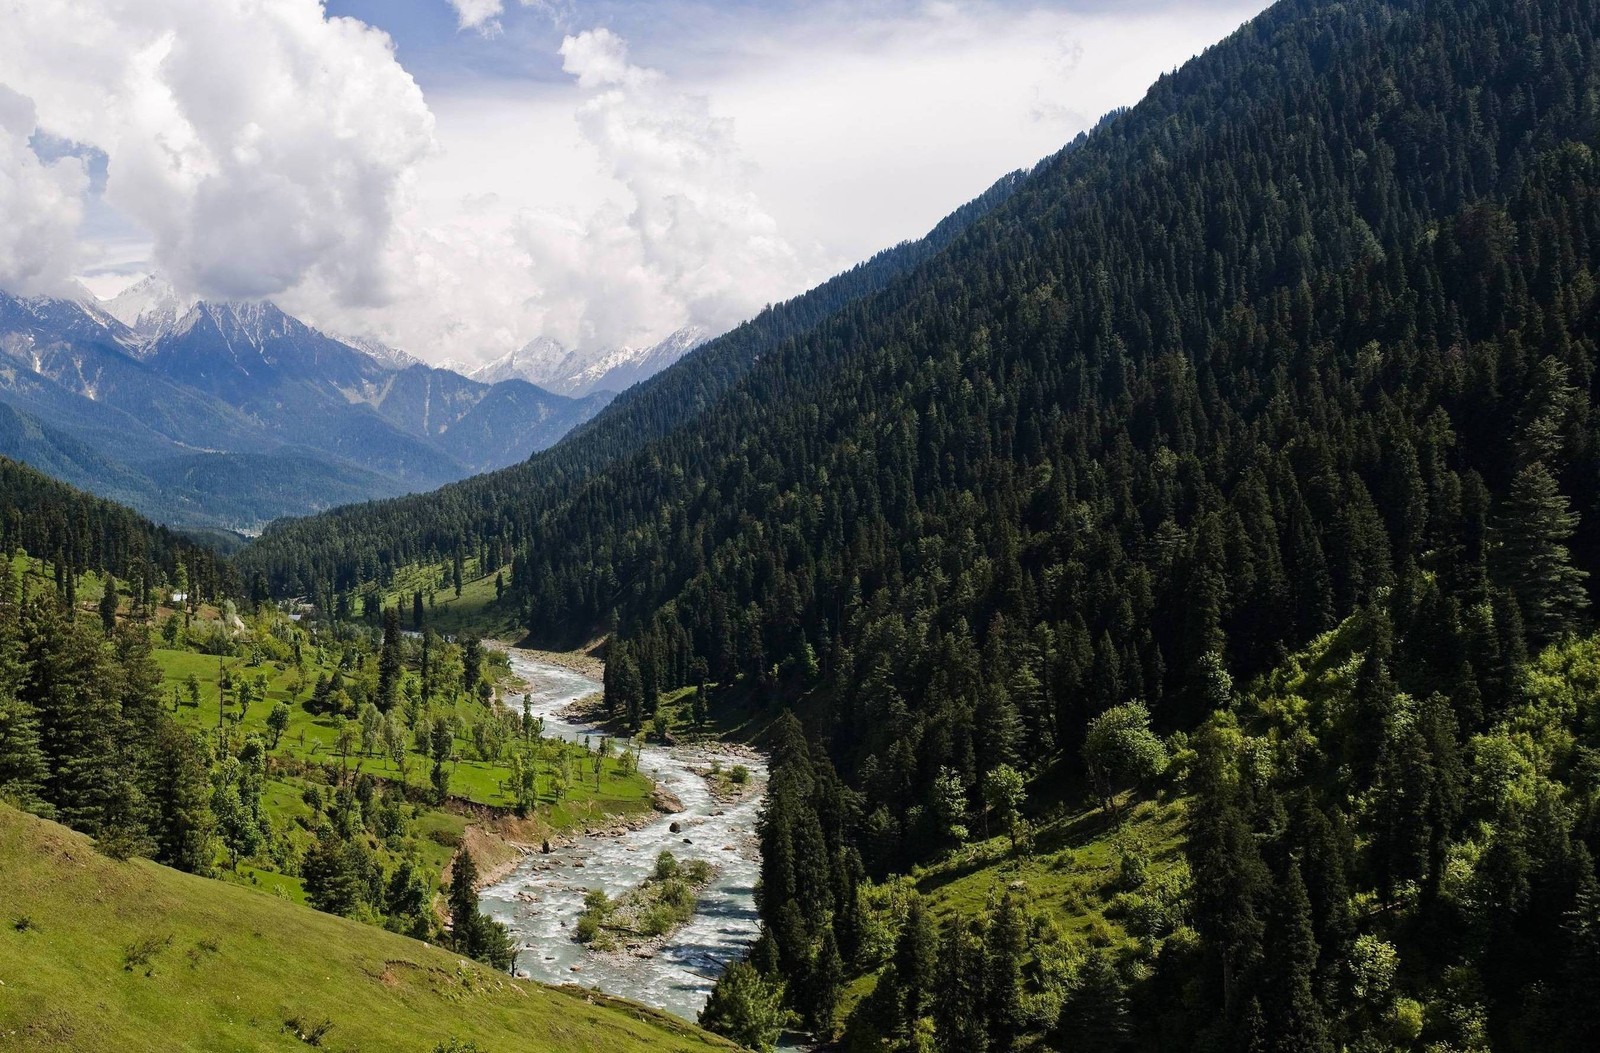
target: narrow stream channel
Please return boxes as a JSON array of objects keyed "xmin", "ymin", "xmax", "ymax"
[{"xmin": 480, "ymin": 650, "xmax": 768, "ymax": 1023}]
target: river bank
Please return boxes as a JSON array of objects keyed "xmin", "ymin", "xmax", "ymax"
[{"xmin": 478, "ymin": 650, "xmax": 770, "ymax": 1023}]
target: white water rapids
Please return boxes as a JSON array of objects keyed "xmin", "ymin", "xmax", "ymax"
[{"xmin": 480, "ymin": 651, "xmax": 768, "ymax": 1023}]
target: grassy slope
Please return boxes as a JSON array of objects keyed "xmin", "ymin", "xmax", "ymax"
[
  {"xmin": 836, "ymin": 793, "xmax": 1189, "ymax": 1039},
  {"xmin": 0, "ymin": 805, "xmax": 733, "ymax": 1053},
  {"xmin": 914, "ymin": 796, "xmax": 1187, "ymax": 939},
  {"xmin": 375, "ymin": 559, "xmax": 523, "ymax": 641}
]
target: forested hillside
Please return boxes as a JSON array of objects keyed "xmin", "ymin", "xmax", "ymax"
[
  {"xmin": 0, "ymin": 455, "xmax": 231, "ymax": 606},
  {"xmin": 234, "ymin": 0, "xmax": 1600, "ymax": 1048}
]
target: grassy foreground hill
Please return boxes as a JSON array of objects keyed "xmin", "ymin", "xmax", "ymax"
[{"xmin": 0, "ymin": 805, "xmax": 733, "ymax": 1053}]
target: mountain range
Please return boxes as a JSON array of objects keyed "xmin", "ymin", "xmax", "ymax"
[
  {"xmin": 0, "ymin": 279, "xmax": 618, "ymax": 533},
  {"xmin": 465, "ymin": 325, "xmax": 709, "ymax": 397}
]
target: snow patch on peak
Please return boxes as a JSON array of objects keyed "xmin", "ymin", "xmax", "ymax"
[
  {"xmin": 468, "ymin": 325, "xmax": 711, "ymax": 396},
  {"xmin": 469, "ymin": 335, "xmax": 574, "ymax": 388},
  {"xmin": 337, "ymin": 333, "xmax": 422, "ymax": 371},
  {"xmin": 103, "ymin": 275, "xmax": 194, "ymax": 342}
]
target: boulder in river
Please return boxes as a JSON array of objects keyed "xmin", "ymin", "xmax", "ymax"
[{"xmin": 669, "ymin": 821, "xmax": 681, "ymax": 833}]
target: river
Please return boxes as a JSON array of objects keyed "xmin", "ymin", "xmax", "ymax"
[{"xmin": 480, "ymin": 651, "xmax": 768, "ymax": 1023}]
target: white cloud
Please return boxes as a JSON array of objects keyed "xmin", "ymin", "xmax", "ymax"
[
  {"xmin": 0, "ymin": 85, "xmax": 87, "ymax": 295},
  {"xmin": 548, "ymin": 28, "xmax": 810, "ymax": 347},
  {"xmin": 293, "ymin": 24, "xmax": 812, "ymax": 359},
  {"xmin": 0, "ymin": 0, "xmax": 433, "ymax": 306},
  {"xmin": 448, "ymin": 0, "xmax": 504, "ymax": 35},
  {"xmin": 0, "ymin": 0, "xmax": 1267, "ymax": 368}
]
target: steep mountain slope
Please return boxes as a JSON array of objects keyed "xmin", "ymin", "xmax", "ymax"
[
  {"xmin": 102, "ymin": 273, "xmax": 192, "ymax": 343},
  {"xmin": 364, "ymin": 363, "xmax": 612, "ymax": 472},
  {"xmin": 0, "ymin": 805, "xmax": 734, "ymax": 1053},
  {"xmin": 0, "ymin": 454, "xmax": 229, "ymax": 598},
  {"xmin": 244, "ymin": 0, "xmax": 1600, "ymax": 1048},
  {"xmin": 141, "ymin": 300, "xmax": 469, "ymax": 491},
  {"xmin": 468, "ymin": 334, "xmax": 569, "ymax": 388}
]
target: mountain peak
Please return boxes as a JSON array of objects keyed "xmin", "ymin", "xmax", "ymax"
[
  {"xmin": 102, "ymin": 275, "xmax": 194, "ymax": 342},
  {"xmin": 469, "ymin": 326, "xmax": 710, "ymax": 396}
]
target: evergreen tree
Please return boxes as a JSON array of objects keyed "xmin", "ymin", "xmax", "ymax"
[
  {"xmin": 377, "ymin": 606, "xmax": 403, "ymax": 712},
  {"xmin": 700, "ymin": 961, "xmax": 787, "ymax": 1052},
  {"xmin": 99, "ymin": 574, "xmax": 117, "ymax": 636},
  {"xmin": 1056, "ymin": 950, "xmax": 1131, "ymax": 1052},
  {"xmin": 1492, "ymin": 462, "xmax": 1588, "ymax": 643},
  {"xmin": 933, "ymin": 921, "xmax": 989, "ymax": 1053},
  {"xmin": 1260, "ymin": 863, "xmax": 1333, "ymax": 1053},
  {"xmin": 447, "ymin": 847, "xmax": 514, "ymax": 969},
  {"xmin": 148, "ymin": 722, "xmax": 215, "ymax": 874},
  {"xmin": 893, "ymin": 896, "xmax": 939, "ymax": 1036}
]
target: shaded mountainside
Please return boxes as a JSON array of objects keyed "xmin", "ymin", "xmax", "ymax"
[
  {"xmin": 366, "ymin": 364, "xmax": 612, "ymax": 473},
  {"xmin": 0, "ymin": 805, "xmax": 735, "ymax": 1053},
  {"xmin": 239, "ymin": 0, "xmax": 1600, "ymax": 1049}
]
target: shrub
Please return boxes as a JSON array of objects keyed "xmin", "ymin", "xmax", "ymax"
[{"xmin": 123, "ymin": 933, "xmax": 173, "ymax": 974}]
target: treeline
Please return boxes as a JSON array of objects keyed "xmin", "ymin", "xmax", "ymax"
[{"xmin": 0, "ymin": 455, "xmax": 232, "ymax": 607}]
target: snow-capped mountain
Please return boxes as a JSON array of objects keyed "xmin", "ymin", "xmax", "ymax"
[
  {"xmin": 469, "ymin": 325, "xmax": 709, "ymax": 397},
  {"xmin": 0, "ymin": 283, "xmax": 612, "ymax": 531},
  {"xmin": 467, "ymin": 335, "xmax": 573, "ymax": 388},
  {"xmin": 102, "ymin": 275, "xmax": 194, "ymax": 343},
  {"xmin": 336, "ymin": 333, "xmax": 423, "ymax": 371}
]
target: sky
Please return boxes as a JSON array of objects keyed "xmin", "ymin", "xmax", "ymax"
[{"xmin": 0, "ymin": 0, "xmax": 1267, "ymax": 366}]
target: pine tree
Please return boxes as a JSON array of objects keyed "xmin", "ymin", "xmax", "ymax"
[
  {"xmin": 1492, "ymin": 462, "xmax": 1588, "ymax": 643},
  {"xmin": 700, "ymin": 961, "xmax": 787, "ymax": 1052},
  {"xmin": 150, "ymin": 722, "xmax": 215, "ymax": 873},
  {"xmin": 1056, "ymin": 950, "xmax": 1131, "ymax": 1051},
  {"xmin": 1260, "ymin": 863, "xmax": 1333, "ymax": 1053},
  {"xmin": 0, "ymin": 690, "xmax": 47, "ymax": 815},
  {"xmin": 806, "ymin": 925, "xmax": 845, "ymax": 1035},
  {"xmin": 461, "ymin": 635, "xmax": 483, "ymax": 695},
  {"xmin": 22, "ymin": 599, "xmax": 122, "ymax": 834},
  {"xmin": 933, "ymin": 921, "xmax": 989, "ymax": 1053},
  {"xmin": 893, "ymin": 896, "xmax": 939, "ymax": 1035},
  {"xmin": 984, "ymin": 893, "xmax": 1027, "ymax": 1052},
  {"xmin": 447, "ymin": 846, "xmax": 512, "ymax": 969},
  {"xmin": 99, "ymin": 574, "xmax": 117, "ymax": 636},
  {"xmin": 377, "ymin": 606, "xmax": 403, "ymax": 712}
]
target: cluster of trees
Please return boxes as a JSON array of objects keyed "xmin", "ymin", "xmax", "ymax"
[
  {"xmin": 0, "ymin": 557, "xmax": 215, "ymax": 870},
  {"xmin": 1162, "ymin": 603, "xmax": 1600, "ymax": 1052},
  {"xmin": 0, "ymin": 501, "xmax": 531, "ymax": 978},
  {"xmin": 700, "ymin": 0, "xmax": 1600, "ymax": 1046}
]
